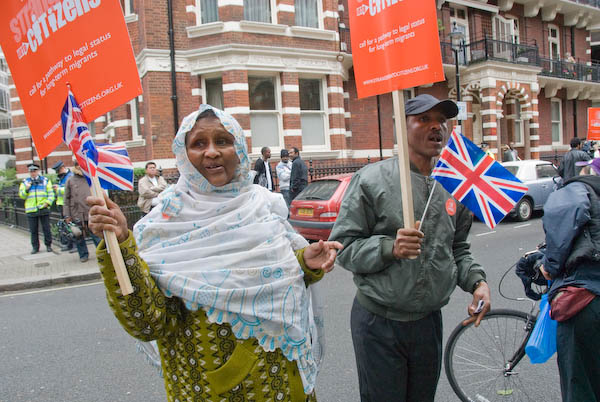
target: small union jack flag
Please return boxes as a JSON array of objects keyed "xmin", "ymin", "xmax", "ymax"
[
  {"xmin": 431, "ymin": 129, "xmax": 528, "ymax": 229},
  {"xmin": 61, "ymin": 91, "xmax": 134, "ymax": 191}
]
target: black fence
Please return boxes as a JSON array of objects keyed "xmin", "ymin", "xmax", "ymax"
[{"xmin": 0, "ymin": 160, "xmax": 370, "ymax": 232}]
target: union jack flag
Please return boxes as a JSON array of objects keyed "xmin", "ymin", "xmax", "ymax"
[
  {"xmin": 61, "ymin": 91, "xmax": 134, "ymax": 191},
  {"xmin": 431, "ymin": 129, "xmax": 528, "ymax": 229}
]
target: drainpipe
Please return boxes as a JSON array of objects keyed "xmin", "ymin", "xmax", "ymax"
[
  {"xmin": 573, "ymin": 99, "xmax": 578, "ymax": 138},
  {"xmin": 167, "ymin": 0, "xmax": 179, "ymax": 135}
]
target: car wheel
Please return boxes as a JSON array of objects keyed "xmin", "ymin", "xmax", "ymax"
[{"xmin": 515, "ymin": 198, "xmax": 532, "ymax": 221}]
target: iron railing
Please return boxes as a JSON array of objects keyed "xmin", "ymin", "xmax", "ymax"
[{"xmin": 538, "ymin": 57, "xmax": 600, "ymax": 82}]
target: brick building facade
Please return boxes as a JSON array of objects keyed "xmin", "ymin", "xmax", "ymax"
[{"xmin": 8, "ymin": 0, "xmax": 600, "ymax": 177}]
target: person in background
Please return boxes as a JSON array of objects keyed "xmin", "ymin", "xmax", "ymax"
[
  {"xmin": 63, "ymin": 162, "xmax": 101, "ymax": 263},
  {"xmin": 290, "ymin": 147, "xmax": 308, "ymax": 200},
  {"xmin": 52, "ymin": 160, "xmax": 74, "ymax": 251},
  {"xmin": 276, "ymin": 149, "xmax": 293, "ymax": 206},
  {"xmin": 503, "ymin": 143, "xmax": 519, "ymax": 161},
  {"xmin": 481, "ymin": 142, "xmax": 495, "ymax": 160},
  {"xmin": 330, "ymin": 94, "xmax": 490, "ymax": 402},
  {"xmin": 19, "ymin": 163, "xmax": 55, "ymax": 254},
  {"xmin": 558, "ymin": 137, "xmax": 591, "ymax": 181},
  {"xmin": 253, "ymin": 146, "xmax": 273, "ymax": 191},
  {"xmin": 539, "ymin": 157, "xmax": 600, "ymax": 402},
  {"xmin": 137, "ymin": 161, "xmax": 167, "ymax": 216}
]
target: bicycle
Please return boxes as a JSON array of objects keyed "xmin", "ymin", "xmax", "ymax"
[{"xmin": 444, "ymin": 253, "xmax": 561, "ymax": 402}]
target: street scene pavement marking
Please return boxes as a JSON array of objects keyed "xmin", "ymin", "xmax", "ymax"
[
  {"xmin": 0, "ymin": 281, "xmax": 103, "ymax": 298},
  {"xmin": 514, "ymin": 223, "xmax": 531, "ymax": 229},
  {"xmin": 475, "ymin": 231, "xmax": 496, "ymax": 236}
]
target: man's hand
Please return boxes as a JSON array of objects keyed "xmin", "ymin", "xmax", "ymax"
[
  {"xmin": 462, "ymin": 281, "xmax": 491, "ymax": 327},
  {"xmin": 25, "ymin": 182, "xmax": 31, "ymax": 190},
  {"xmin": 393, "ymin": 221, "xmax": 424, "ymax": 259},
  {"xmin": 303, "ymin": 240, "xmax": 344, "ymax": 272},
  {"xmin": 539, "ymin": 264, "xmax": 552, "ymax": 281},
  {"xmin": 87, "ymin": 193, "xmax": 128, "ymax": 242}
]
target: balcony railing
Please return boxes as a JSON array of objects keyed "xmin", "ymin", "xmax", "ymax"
[
  {"xmin": 467, "ymin": 38, "xmax": 539, "ymax": 66},
  {"xmin": 538, "ymin": 57, "xmax": 600, "ymax": 81},
  {"xmin": 568, "ymin": 0, "xmax": 600, "ymax": 7}
]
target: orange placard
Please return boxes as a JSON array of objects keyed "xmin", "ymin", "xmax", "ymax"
[
  {"xmin": 588, "ymin": 107, "xmax": 600, "ymax": 141},
  {"xmin": 0, "ymin": 0, "xmax": 142, "ymax": 159},
  {"xmin": 349, "ymin": 0, "xmax": 445, "ymax": 99}
]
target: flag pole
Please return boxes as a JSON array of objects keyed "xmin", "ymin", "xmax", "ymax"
[
  {"xmin": 392, "ymin": 90, "xmax": 417, "ymax": 259},
  {"xmin": 89, "ymin": 171, "xmax": 134, "ymax": 295}
]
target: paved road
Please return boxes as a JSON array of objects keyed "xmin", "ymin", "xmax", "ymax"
[{"xmin": 0, "ymin": 216, "xmax": 560, "ymax": 402}]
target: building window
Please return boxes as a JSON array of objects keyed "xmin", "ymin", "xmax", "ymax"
[
  {"xmin": 128, "ymin": 98, "xmax": 141, "ymax": 141},
  {"xmin": 0, "ymin": 138, "xmax": 14, "ymax": 155},
  {"xmin": 0, "ymin": 59, "xmax": 7, "ymax": 73},
  {"xmin": 296, "ymin": 0, "xmax": 319, "ymax": 28},
  {"xmin": 244, "ymin": 0, "xmax": 272, "ymax": 23},
  {"xmin": 205, "ymin": 78, "xmax": 224, "ymax": 110},
  {"xmin": 513, "ymin": 101, "xmax": 523, "ymax": 145},
  {"xmin": 0, "ymin": 116, "xmax": 11, "ymax": 130},
  {"xmin": 551, "ymin": 99, "xmax": 562, "ymax": 144},
  {"xmin": 249, "ymin": 76, "xmax": 280, "ymax": 149},
  {"xmin": 200, "ymin": 0, "xmax": 219, "ymax": 24},
  {"xmin": 548, "ymin": 25, "xmax": 560, "ymax": 60},
  {"xmin": 0, "ymin": 89, "xmax": 8, "ymax": 113},
  {"xmin": 299, "ymin": 78, "xmax": 326, "ymax": 146},
  {"xmin": 121, "ymin": 0, "xmax": 134, "ymax": 15}
]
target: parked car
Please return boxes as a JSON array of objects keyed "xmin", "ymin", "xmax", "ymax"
[
  {"xmin": 288, "ymin": 174, "xmax": 353, "ymax": 241},
  {"xmin": 501, "ymin": 159, "xmax": 559, "ymax": 221}
]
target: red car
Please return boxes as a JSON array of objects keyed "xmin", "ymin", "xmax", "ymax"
[{"xmin": 288, "ymin": 173, "xmax": 353, "ymax": 241}]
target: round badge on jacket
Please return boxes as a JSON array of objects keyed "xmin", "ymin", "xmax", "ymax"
[{"xmin": 446, "ymin": 198, "xmax": 456, "ymax": 216}]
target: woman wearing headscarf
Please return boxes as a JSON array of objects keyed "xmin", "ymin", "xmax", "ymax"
[{"xmin": 87, "ymin": 105, "xmax": 342, "ymax": 401}]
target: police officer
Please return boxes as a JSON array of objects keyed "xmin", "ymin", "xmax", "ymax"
[
  {"xmin": 52, "ymin": 160, "xmax": 74, "ymax": 251},
  {"xmin": 19, "ymin": 163, "xmax": 55, "ymax": 254}
]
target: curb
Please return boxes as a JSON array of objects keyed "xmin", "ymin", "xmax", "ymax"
[{"xmin": 0, "ymin": 271, "xmax": 101, "ymax": 292}]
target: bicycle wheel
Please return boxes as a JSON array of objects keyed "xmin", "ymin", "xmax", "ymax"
[{"xmin": 444, "ymin": 309, "xmax": 561, "ymax": 402}]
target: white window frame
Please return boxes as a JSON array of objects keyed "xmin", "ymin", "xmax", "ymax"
[
  {"xmin": 294, "ymin": 0, "xmax": 324, "ymax": 30},
  {"xmin": 551, "ymin": 98, "xmax": 563, "ymax": 145},
  {"xmin": 201, "ymin": 74, "xmax": 224, "ymax": 109},
  {"xmin": 243, "ymin": 0, "xmax": 277, "ymax": 24},
  {"xmin": 509, "ymin": 100, "xmax": 524, "ymax": 146},
  {"xmin": 129, "ymin": 98, "xmax": 142, "ymax": 141},
  {"xmin": 249, "ymin": 73, "xmax": 283, "ymax": 154},
  {"xmin": 195, "ymin": 0, "xmax": 219, "ymax": 25},
  {"xmin": 299, "ymin": 76, "xmax": 330, "ymax": 151},
  {"xmin": 548, "ymin": 24, "xmax": 560, "ymax": 60}
]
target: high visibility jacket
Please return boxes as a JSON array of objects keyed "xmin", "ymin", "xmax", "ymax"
[
  {"xmin": 19, "ymin": 175, "xmax": 55, "ymax": 214},
  {"xmin": 55, "ymin": 170, "xmax": 73, "ymax": 206}
]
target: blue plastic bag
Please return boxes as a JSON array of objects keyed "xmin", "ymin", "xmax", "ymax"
[{"xmin": 525, "ymin": 292, "xmax": 557, "ymax": 364}]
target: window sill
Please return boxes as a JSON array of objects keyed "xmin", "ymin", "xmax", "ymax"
[
  {"xmin": 239, "ymin": 20, "xmax": 288, "ymax": 35},
  {"xmin": 125, "ymin": 139, "xmax": 146, "ymax": 148},
  {"xmin": 187, "ymin": 21, "xmax": 225, "ymax": 38},
  {"xmin": 124, "ymin": 14, "xmax": 138, "ymax": 23},
  {"xmin": 290, "ymin": 26, "xmax": 337, "ymax": 41}
]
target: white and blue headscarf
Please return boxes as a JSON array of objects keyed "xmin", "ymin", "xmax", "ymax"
[{"xmin": 133, "ymin": 105, "xmax": 324, "ymax": 393}]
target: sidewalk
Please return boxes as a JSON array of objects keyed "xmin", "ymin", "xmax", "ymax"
[{"xmin": 0, "ymin": 224, "xmax": 101, "ymax": 292}]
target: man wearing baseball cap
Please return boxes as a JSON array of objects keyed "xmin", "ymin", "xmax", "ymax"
[
  {"xmin": 330, "ymin": 94, "xmax": 490, "ymax": 402},
  {"xmin": 19, "ymin": 163, "xmax": 55, "ymax": 254}
]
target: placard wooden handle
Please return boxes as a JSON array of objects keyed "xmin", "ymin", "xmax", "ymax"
[{"xmin": 91, "ymin": 174, "xmax": 134, "ymax": 295}]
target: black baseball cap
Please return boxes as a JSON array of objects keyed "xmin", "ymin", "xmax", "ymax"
[
  {"xmin": 280, "ymin": 149, "xmax": 289, "ymax": 157},
  {"xmin": 405, "ymin": 94, "xmax": 458, "ymax": 119},
  {"xmin": 52, "ymin": 160, "xmax": 64, "ymax": 170}
]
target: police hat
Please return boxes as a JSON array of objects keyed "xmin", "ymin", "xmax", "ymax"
[
  {"xmin": 405, "ymin": 94, "xmax": 459, "ymax": 119},
  {"xmin": 52, "ymin": 160, "xmax": 64, "ymax": 171},
  {"xmin": 28, "ymin": 163, "xmax": 40, "ymax": 172}
]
